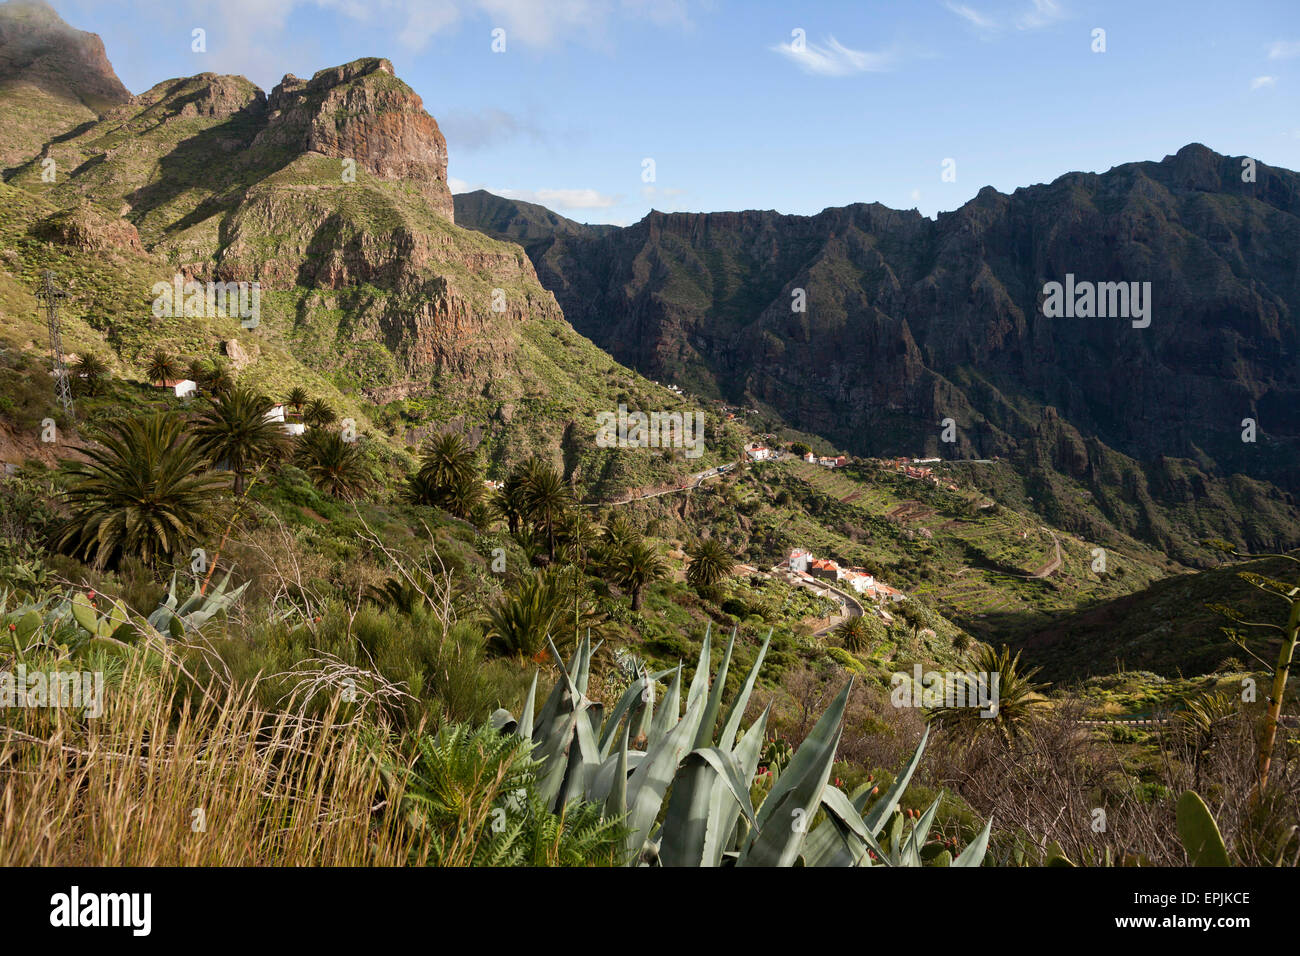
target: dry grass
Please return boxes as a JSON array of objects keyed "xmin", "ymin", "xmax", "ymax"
[{"xmin": 0, "ymin": 645, "xmax": 419, "ymax": 866}]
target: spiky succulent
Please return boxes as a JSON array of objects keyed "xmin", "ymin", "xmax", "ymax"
[{"xmin": 492, "ymin": 623, "xmax": 991, "ymax": 867}]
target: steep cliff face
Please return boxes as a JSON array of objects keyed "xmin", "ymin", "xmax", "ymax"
[
  {"xmin": 4, "ymin": 51, "xmax": 566, "ymax": 399},
  {"xmin": 456, "ymin": 147, "xmax": 1300, "ymax": 558},
  {"xmin": 0, "ymin": 0, "xmax": 130, "ymax": 169},
  {"xmin": 255, "ymin": 58, "xmax": 454, "ymax": 222},
  {"xmin": 1, "ymin": 37, "xmax": 677, "ymax": 474}
]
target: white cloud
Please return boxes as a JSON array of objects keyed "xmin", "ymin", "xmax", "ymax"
[
  {"xmin": 1251, "ymin": 75, "xmax": 1278, "ymax": 90},
  {"xmin": 771, "ymin": 35, "xmax": 898, "ymax": 76},
  {"xmin": 492, "ymin": 187, "xmax": 620, "ymax": 209},
  {"xmin": 113, "ymin": 0, "xmax": 690, "ymax": 62},
  {"xmin": 944, "ymin": 0, "xmax": 1067, "ymax": 34},
  {"xmin": 944, "ymin": 2, "xmax": 998, "ymax": 32},
  {"xmin": 1267, "ymin": 40, "xmax": 1300, "ymax": 59},
  {"xmin": 448, "ymin": 176, "xmax": 471, "ymax": 192},
  {"xmin": 1015, "ymin": 0, "xmax": 1065, "ymax": 30}
]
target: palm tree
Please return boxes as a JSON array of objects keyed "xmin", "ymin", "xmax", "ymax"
[
  {"xmin": 928, "ymin": 643, "xmax": 1049, "ymax": 743},
  {"xmin": 303, "ymin": 398, "xmax": 337, "ymax": 429},
  {"xmin": 557, "ymin": 509, "xmax": 601, "ymax": 568},
  {"xmin": 54, "ymin": 412, "xmax": 225, "ymax": 570},
  {"xmin": 686, "ymin": 537, "xmax": 735, "ymax": 592},
  {"xmin": 520, "ymin": 457, "xmax": 571, "ymax": 562},
  {"xmin": 292, "ymin": 428, "xmax": 371, "ymax": 500},
  {"xmin": 409, "ymin": 432, "xmax": 479, "ymax": 516},
  {"xmin": 834, "ymin": 615, "xmax": 873, "ymax": 653},
  {"xmin": 72, "ymin": 353, "xmax": 108, "ymax": 396},
  {"xmin": 606, "ymin": 537, "xmax": 666, "ymax": 612},
  {"xmin": 602, "ymin": 513, "xmax": 639, "ymax": 551},
  {"xmin": 484, "ymin": 568, "xmax": 599, "ymax": 658},
  {"xmin": 484, "ymin": 570, "xmax": 566, "ymax": 658},
  {"xmin": 285, "ymin": 386, "xmax": 310, "ymax": 420},
  {"xmin": 202, "ymin": 359, "xmax": 234, "ymax": 396},
  {"xmin": 145, "ymin": 349, "xmax": 181, "ymax": 385},
  {"xmin": 192, "ymin": 384, "xmax": 288, "ymax": 494},
  {"xmin": 495, "ymin": 464, "xmax": 529, "ymax": 535}
]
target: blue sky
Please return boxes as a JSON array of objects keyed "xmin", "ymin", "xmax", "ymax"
[{"xmin": 53, "ymin": 0, "xmax": 1300, "ymax": 225}]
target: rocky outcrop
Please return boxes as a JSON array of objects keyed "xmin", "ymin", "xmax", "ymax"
[
  {"xmin": 129, "ymin": 73, "xmax": 266, "ymax": 119},
  {"xmin": 256, "ymin": 58, "xmax": 454, "ymax": 221},
  {"xmin": 31, "ymin": 201, "xmax": 142, "ymax": 252}
]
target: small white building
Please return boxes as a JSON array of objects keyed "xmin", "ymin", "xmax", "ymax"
[
  {"xmin": 745, "ymin": 442, "xmax": 772, "ymax": 461},
  {"xmin": 840, "ymin": 569, "xmax": 877, "ymax": 595},
  {"xmin": 155, "ymin": 378, "xmax": 196, "ymax": 398},
  {"xmin": 264, "ymin": 403, "xmax": 306, "ymax": 436},
  {"xmin": 786, "ymin": 548, "xmax": 813, "ymax": 573}
]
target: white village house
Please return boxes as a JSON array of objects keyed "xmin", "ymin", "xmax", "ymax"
[
  {"xmin": 153, "ymin": 378, "xmax": 196, "ymax": 398},
  {"xmin": 782, "ymin": 548, "xmax": 906, "ymax": 604},
  {"xmin": 264, "ymin": 403, "xmax": 306, "ymax": 436}
]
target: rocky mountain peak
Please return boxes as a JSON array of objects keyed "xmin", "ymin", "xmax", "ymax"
[
  {"xmin": 0, "ymin": 0, "xmax": 129, "ymax": 108},
  {"xmin": 260, "ymin": 56, "xmax": 453, "ymax": 221},
  {"xmin": 0, "ymin": 0, "xmax": 131, "ymax": 168}
]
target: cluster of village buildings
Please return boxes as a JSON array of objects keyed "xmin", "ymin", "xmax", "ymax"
[
  {"xmin": 152, "ymin": 378, "xmax": 307, "ymax": 436},
  {"xmin": 743, "ymin": 442, "xmax": 847, "ymax": 468},
  {"xmin": 780, "ymin": 548, "xmax": 906, "ymax": 607}
]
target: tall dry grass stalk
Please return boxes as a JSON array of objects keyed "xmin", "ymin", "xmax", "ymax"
[{"xmin": 0, "ymin": 649, "xmax": 419, "ymax": 866}]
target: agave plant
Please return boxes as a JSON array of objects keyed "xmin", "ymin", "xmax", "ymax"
[
  {"xmin": 491, "ymin": 624, "xmax": 991, "ymax": 867},
  {"xmin": 147, "ymin": 569, "xmax": 248, "ymax": 638}
]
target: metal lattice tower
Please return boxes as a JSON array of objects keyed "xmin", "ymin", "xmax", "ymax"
[{"xmin": 36, "ymin": 269, "xmax": 75, "ymax": 421}]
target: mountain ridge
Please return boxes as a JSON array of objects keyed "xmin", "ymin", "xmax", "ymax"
[{"xmin": 454, "ymin": 145, "xmax": 1300, "ymax": 563}]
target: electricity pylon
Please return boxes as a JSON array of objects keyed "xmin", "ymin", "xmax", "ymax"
[{"xmin": 35, "ymin": 269, "xmax": 74, "ymax": 421}]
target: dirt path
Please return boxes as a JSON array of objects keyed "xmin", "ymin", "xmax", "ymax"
[
  {"xmin": 583, "ymin": 460, "xmax": 738, "ymax": 507},
  {"xmin": 1029, "ymin": 529, "xmax": 1062, "ymax": 578}
]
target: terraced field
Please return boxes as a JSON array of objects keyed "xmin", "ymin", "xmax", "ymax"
[{"xmin": 757, "ymin": 459, "xmax": 1170, "ymax": 640}]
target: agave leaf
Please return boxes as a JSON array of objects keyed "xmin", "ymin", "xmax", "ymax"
[
  {"xmin": 531, "ymin": 637, "xmax": 581, "ymax": 745},
  {"xmin": 901, "ymin": 796, "xmax": 942, "ymax": 866},
  {"xmin": 589, "ymin": 745, "xmax": 647, "ymax": 805},
  {"xmin": 533, "ymin": 707, "xmax": 580, "ymax": 811},
  {"xmin": 862, "ymin": 726, "xmax": 930, "ymax": 836},
  {"xmin": 488, "ymin": 707, "xmax": 518, "ymax": 734},
  {"xmin": 808, "ymin": 783, "xmax": 890, "ymax": 867},
  {"xmin": 574, "ymin": 630, "xmax": 593, "ymax": 696},
  {"xmin": 711, "ymin": 706, "xmax": 769, "ymax": 863},
  {"xmin": 694, "ymin": 626, "xmax": 736, "ymax": 748},
  {"xmin": 684, "ymin": 623, "xmax": 712, "ymax": 713},
  {"xmin": 755, "ymin": 680, "xmax": 852, "ymax": 831},
  {"xmin": 740, "ymin": 682, "xmax": 851, "ymax": 867},
  {"xmin": 518, "ymin": 671, "xmax": 538, "ymax": 738},
  {"xmin": 659, "ymin": 750, "xmax": 723, "ymax": 867},
  {"xmin": 952, "ymin": 817, "xmax": 992, "ymax": 867},
  {"xmin": 599, "ymin": 673, "xmax": 653, "ymax": 757},
  {"xmin": 557, "ymin": 698, "xmax": 603, "ymax": 807},
  {"xmin": 719, "ymin": 628, "xmax": 772, "ymax": 747},
  {"xmin": 604, "ymin": 718, "xmax": 630, "ymax": 821},
  {"xmin": 660, "ymin": 745, "xmax": 758, "ymax": 867},
  {"xmin": 647, "ymin": 663, "xmax": 683, "ymax": 746},
  {"xmin": 624, "ymin": 694, "xmax": 705, "ymax": 861}
]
